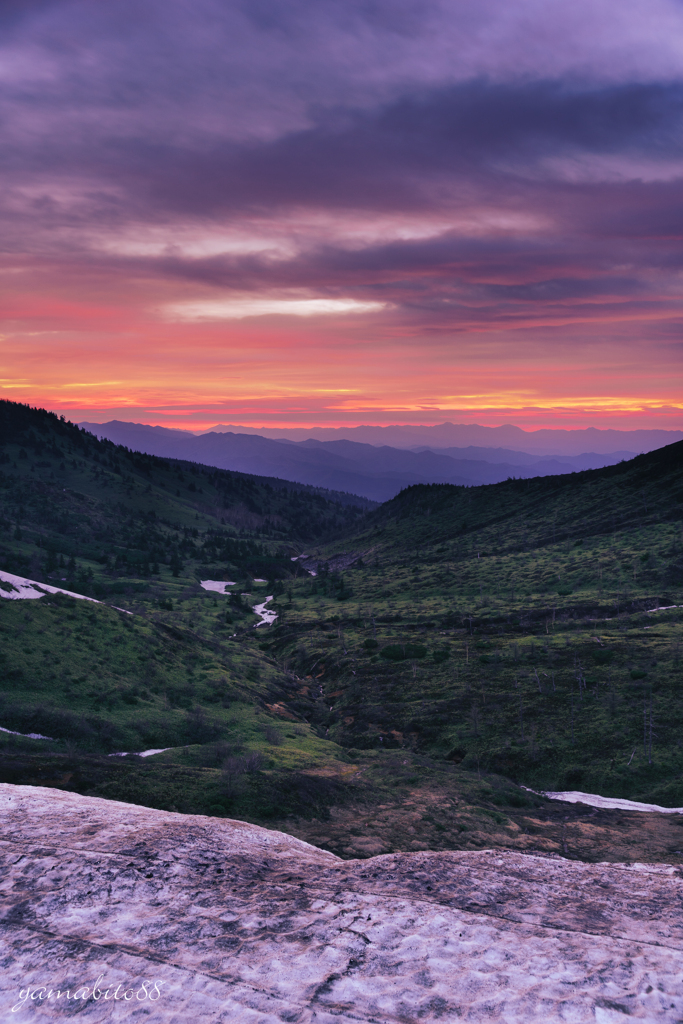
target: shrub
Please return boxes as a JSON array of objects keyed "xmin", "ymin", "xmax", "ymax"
[
  {"xmin": 219, "ymin": 751, "xmax": 266, "ymax": 798},
  {"xmin": 183, "ymin": 706, "xmax": 224, "ymax": 744},
  {"xmin": 248, "ymin": 770, "xmax": 350, "ymax": 820},
  {"xmin": 381, "ymin": 643, "xmax": 427, "ymax": 661}
]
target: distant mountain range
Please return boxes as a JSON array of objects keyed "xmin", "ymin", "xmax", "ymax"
[
  {"xmin": 79, "ymin": 420, "xmax": 643, "ymax": 502},
  {"xmin": 188, "ymin": 422, "xmax": 682, "ymax": 456}
]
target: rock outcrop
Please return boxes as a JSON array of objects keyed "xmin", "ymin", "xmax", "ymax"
[{"xmin": 1, "ymin": 783, "xmax": 683, "ymax": 1022}]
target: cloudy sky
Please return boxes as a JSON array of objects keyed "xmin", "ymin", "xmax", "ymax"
[{"xmin": 1, "ymin": 0, "xmax": 682, "ymax": 430}]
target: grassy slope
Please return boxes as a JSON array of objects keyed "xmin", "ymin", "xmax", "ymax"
[
  {"xmin": 263, "ymin": 441, "xmax": 683, "ymax": 805},
  {"xmin": 0, "ymin": 401, "xmax": 375, "ymax": 825}
]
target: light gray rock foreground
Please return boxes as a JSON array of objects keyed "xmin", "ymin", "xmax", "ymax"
[{"xmin": 1, "ymin": 785, "xmax": 683, "ymax": 1022}]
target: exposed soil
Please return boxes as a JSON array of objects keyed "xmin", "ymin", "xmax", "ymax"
[
  {"xmin": 287, "ymin": 781, "xmax": 683, "ymax": 864},
  {"xmin": 4, "ymin": 747, "xmax": 682, "ymax": 868}
]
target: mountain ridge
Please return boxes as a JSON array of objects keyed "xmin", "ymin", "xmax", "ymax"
[
  {"xmin": 177, "ymin": 420, "xmax": 683, "ymax": 455},
  {"xmin": 80, "ymin": 420, "xmax": 643, "ymax": 502}
]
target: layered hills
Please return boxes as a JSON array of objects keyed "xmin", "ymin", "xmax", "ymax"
[
  {"xmin": 135, "ymin": 419, "xmax": 683, "ymax": 454},
  {"xmin": 80, "ymin": 419, "xmax": 641, "ymax": 502}
]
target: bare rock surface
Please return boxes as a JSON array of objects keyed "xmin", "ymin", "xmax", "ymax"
[{"xmin": 2, "ymin": 784, "xmax": 683, "ymax": 1022}]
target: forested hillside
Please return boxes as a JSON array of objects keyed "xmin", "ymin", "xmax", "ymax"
[
  {"xmin": 0, "ymin": 400, "xmax": 372, "ymax": 597},
  {"xmin": 366, "ymin": 439, "xmax": 683, "ymax": 553}
]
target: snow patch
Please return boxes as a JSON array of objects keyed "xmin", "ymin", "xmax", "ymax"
[
  {"xmin": 205, "ymin": 581, "xmax": 277, "ymax": 625},
  {"xmin": 109, "ymin": 748, "xmax": 170, "ymax": 758},
  {"xmin": 4, "ymin": 786, "xmax": 683, "ymax": 1023},
  {"xmin": 200, "ymin": 580, "xmax": 237, "ymax": 593},
  {"xmin": 0, "ymin": 570, "xmax": 98, "ymax": 604},
  {"xmin": 525, "ymin": 786, "xmax": 683, "ymax": 814},
  {"xmin": 0, "ymin": 724, "xmax": 169, "ymax": 754},
  {"xmin": 253, "ymin": 595, "xmax": 277, "ymax": 627},
  {"xmin": 0, "ymin": 725, "xmax": 53, "ymax": 741}
]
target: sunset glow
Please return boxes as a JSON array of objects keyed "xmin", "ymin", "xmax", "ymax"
[{"xmin": 0, "ymin": 1, "xmax": 682, "ymax": 433}]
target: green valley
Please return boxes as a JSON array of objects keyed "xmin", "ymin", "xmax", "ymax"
[{"xmin": 1, "ymin": 399, "xmax": 683, "ymax": 864}]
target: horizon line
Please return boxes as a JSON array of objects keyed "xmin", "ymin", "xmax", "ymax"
[{"xmin": 75, "ymin": 417, "xmax": 683, "ymax": 437}]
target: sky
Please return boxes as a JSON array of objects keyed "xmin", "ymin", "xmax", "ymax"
[{"xmin": 1, "ymin": 0, "xmax": 683, "ymax": 432}]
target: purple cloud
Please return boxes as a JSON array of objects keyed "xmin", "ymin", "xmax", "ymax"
[{"xmin": 1, "ymin": 0, "xmax": 683, "ymax": 424}]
